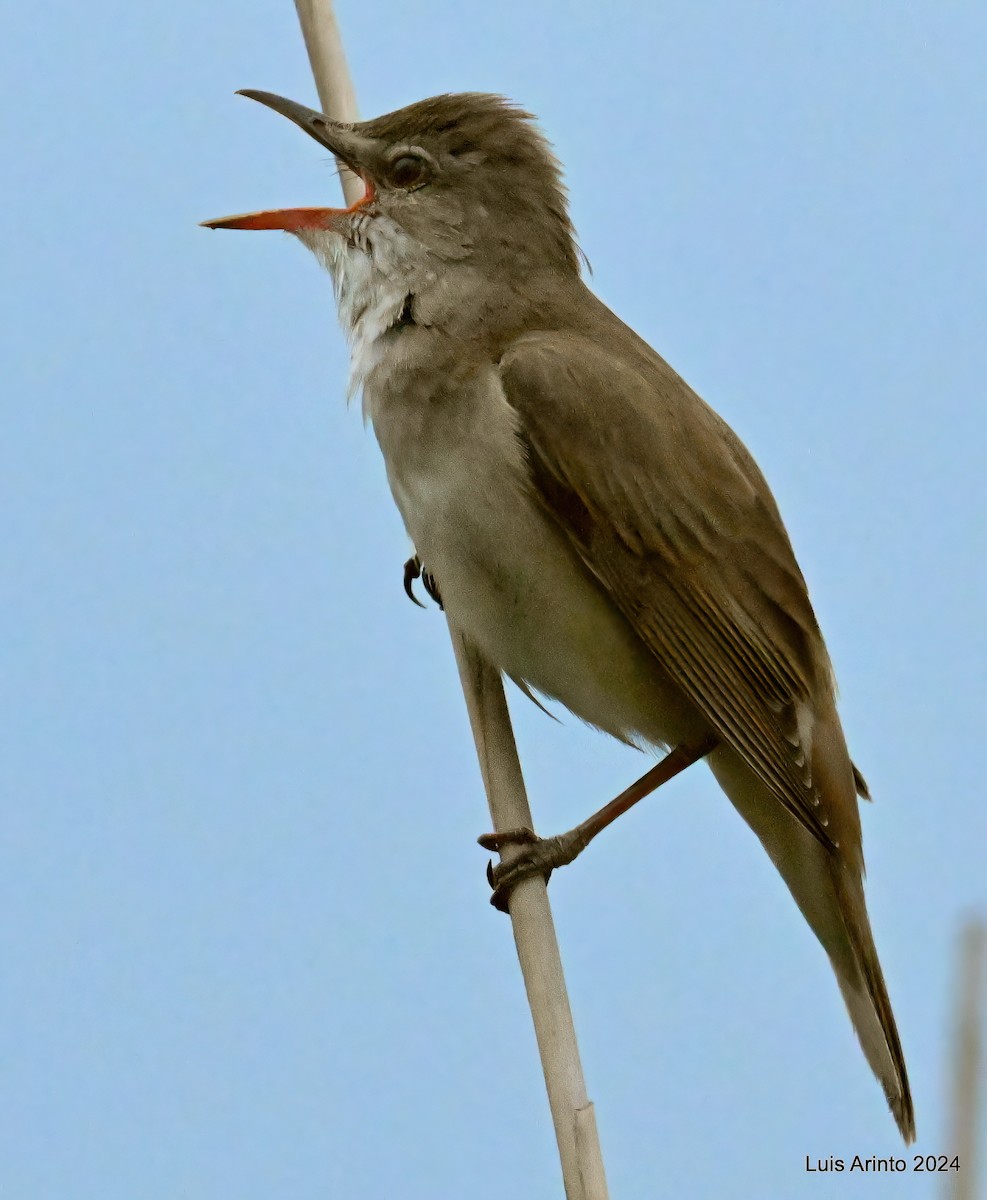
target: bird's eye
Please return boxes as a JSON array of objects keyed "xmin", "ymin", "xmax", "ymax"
[{"xmin": 387, "ymin": 154, "xmax": 429, "ymax": 189}]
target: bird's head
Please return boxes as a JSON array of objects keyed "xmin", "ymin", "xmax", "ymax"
[{"xmin": 203, "ymin": 90, "xmax": 580, "ymax": 285}]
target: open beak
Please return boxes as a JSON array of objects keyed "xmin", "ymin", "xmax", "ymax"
[{"xmin": 201, "ymin": 90, "xmax": 377, "ymax": 232}]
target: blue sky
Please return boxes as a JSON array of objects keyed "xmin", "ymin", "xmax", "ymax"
[{"xmin": 2, "ymin": 2, "xmax": 985, "ymax": 1197}]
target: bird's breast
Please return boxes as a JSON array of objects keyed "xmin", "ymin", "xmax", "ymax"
[{"xmin": 365, "ymin": 358, "xmax": 700, "ymax": 750}]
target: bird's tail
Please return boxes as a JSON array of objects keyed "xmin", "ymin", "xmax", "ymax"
[
  {"xmin": 707, "ymin": 743, "xmax": 915, "ymax": 1141},
  {"xmin": 830, "ymin": 865, "xmax": 915, "ymax": 1142}
]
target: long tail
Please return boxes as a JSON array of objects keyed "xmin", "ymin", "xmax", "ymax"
[
  {"xmin": 830, "ymin": 864, "xmax": 915, "ymax": 1141},
  {"xmin": 707, "ymin": 742, "xmax": 915, "ymax": 1141}
]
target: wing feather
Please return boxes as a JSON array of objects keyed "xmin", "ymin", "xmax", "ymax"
[{"xmin": 500, "ymin": 330, "xmax": 840, "ymax": 849}]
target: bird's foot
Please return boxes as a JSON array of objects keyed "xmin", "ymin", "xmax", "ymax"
[
  {"xmin": 478, "ymin": 826, "xmax": 587, "ymax": 913},
  {"xmin": 403, "ymin": 555, "xmax": 443, "ymax": 609}
]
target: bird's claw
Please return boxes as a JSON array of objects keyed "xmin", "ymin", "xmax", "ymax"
[
  {"xmin": 403, "ymin": 555, "xmax": 426, "ymax": 607},
  {"xmin": 422, "ymin": 568, "xmax": 443, "ymax": 609},
  {"xmin": 403, "ymin": 554, "xmax": 443, "ymax": 609},
  {"xmin": 478, "ymin": 826, "xmax": 576, "ymax": 913}
]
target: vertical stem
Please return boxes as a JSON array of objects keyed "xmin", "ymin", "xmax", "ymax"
[
  {"xmin": 292, "ymin": 0, "xmax": 362, "ymax": 203},
  {"xmin": 286, "ymin": 5, "xmax": 610, "ymax": 1195},
  {"xmin": 449, "ymin": 630, "xmax": 609, "ymax": 1200},
  {"xmin": 945, "ymin": 919, "xmax": 984, "ymax": 1200}
]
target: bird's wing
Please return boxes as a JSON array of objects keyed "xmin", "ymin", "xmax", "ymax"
[{"xmin": 499, "ymin": 328, "xmax": 848, "ymax": 851}]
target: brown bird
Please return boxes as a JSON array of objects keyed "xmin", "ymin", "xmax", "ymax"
[{"xmin": 204, "ymin": 90, "xmax": 914, "ymax": 1140}]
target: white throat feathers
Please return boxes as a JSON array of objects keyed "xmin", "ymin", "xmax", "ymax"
[{"xmin": 296, "ymin": 214, "xmax": 433, "ymax": 401}]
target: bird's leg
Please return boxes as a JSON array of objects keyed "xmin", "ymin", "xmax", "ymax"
[
  {"xmin": 403, "ymin": 554, "xmax": 443, "ymax": 610},
  {"xmin": 479, "ymin": 733, "xmax": 718, "ymax": 912}
]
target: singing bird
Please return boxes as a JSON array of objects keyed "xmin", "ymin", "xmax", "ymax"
[{"xmin": 205, "ymin": 90, "xmax": 914, "ymax": 1139}]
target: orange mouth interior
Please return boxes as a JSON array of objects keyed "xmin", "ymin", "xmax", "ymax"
[{"xmin": 202, "ymin": 178, "xmax": 375, "ymax": 231}]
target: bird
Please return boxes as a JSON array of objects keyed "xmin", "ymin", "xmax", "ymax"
[{"xmin": 204, "ymin": 89, "xmax": 914, "ymax": 1141}]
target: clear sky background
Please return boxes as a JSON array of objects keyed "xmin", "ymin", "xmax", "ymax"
[{"xmin": 2, "ymin": 2, "xmax": 985, "ymax": 1197}]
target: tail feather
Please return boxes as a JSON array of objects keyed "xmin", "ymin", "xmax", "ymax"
[
  {"xmin": 708, "ymin": 740, "xmax": 915, "ymax": 1140},
  {"xmin": 831, "ymin": 867, "xmax": 915, "ymax": 1142}
]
